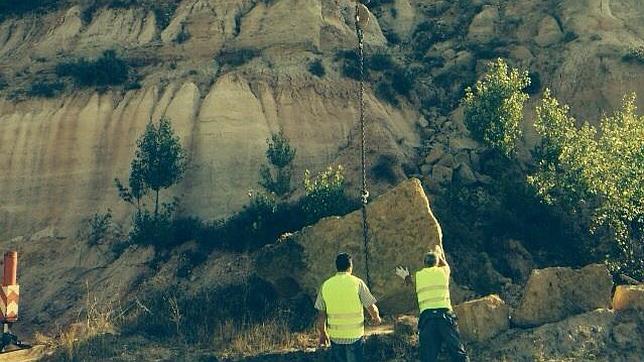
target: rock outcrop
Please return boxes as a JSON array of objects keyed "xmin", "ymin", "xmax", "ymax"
[
  {"xmin": 454, "ymin": 294, "xmax": 510, "ymax": 342},
  {"xmin": 512, "ymin": 264, "xmax": 613, "ymax": 327},
  {"xmin": 613, "ymin": 285, "xmax": 644, "ymax": 311},
  {"xmin": 473, "ymin": 308, "xmax": 644, "ymax": 361},
  {"xmin": 256, "ymin": 178, "xmax": 443, "ymax": 314}
]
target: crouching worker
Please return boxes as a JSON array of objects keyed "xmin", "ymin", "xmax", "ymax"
[
  {"xmin": 316, "ymin": 252, "xmax": 382, "ymax": 362},
  {"xmin": 395, "ymin": 246, "xmax": 469, "ymax": 362}
]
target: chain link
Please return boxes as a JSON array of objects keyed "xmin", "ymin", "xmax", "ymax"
[{"xmin": 355, "ymin": 3, "xmax": 372, "ymax": 289}]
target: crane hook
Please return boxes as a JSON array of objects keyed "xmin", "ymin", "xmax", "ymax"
[{"xmin": 353, "ymin": 0, "xmax": 370, "ymax": 29}]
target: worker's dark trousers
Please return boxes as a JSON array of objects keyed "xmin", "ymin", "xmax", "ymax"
[
  {"xmin": 418, "ymin": 309, "xmax": 469, "ymax": 362},
  {"xmin": 330, "ymin": 337, "xmax": 365, "ymax": 362}
]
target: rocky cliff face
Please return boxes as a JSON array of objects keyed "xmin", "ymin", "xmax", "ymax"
[
  {"xmin": 0, "ymin": 0, "xmax": 419, "ymax": 239},
  {"xmin": 0, "ymin": 0, "xmax": 642, "ymax": 241}
]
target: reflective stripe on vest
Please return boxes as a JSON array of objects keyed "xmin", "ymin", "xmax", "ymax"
[
  {"xmin": 415, "ymin": 267, "xmax": 451, "ymax": 312},
  {"xmin": 322, "ymin": 273, "xmax": 365, "ymax": 340}
]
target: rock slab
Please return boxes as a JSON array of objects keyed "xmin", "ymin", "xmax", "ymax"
[
  {"xmin": 512, "ymin": 264, "xmax": 613, "ymax": 327},
  {"xmin": 613, "ymin": 285, "xmax": 644, "ymax": 311},
  {"xmin": 454, "ymin": 294, "xmax": 510, "ymax": 342},
  {"xmin": 256, "ymin": 178, "xmax": 443, "ymax": 314}
]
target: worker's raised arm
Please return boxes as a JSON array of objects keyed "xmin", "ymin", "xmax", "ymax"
[
  {"xmin": 395, "ymin": 266, "xmax": 413, "ymax": 287},
  {"xmin": 434, "ymin": 245, "xmax": 449, "ymax": 268}
]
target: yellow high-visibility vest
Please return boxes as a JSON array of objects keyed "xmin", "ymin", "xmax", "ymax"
[
  {"xmin": 321, "ymin": 273, "xmax": 365, "ymax": 340},
  {"xmin": 415, "ymin": 267, "xmax": 451, "ymax": 313}
]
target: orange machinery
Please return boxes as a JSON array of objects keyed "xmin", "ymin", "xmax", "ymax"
[{"xmin": 1, "ymin": 251, "xmax": 24, "ymax": 352}]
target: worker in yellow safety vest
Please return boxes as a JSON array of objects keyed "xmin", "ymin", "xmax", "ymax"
[
  {"xmin": 395, "ymin": 245, "xmax": 469, "ymax": 362},
  {"xmin": 316, "ymin": 252, "xmax": 382, "ymax": 362}
]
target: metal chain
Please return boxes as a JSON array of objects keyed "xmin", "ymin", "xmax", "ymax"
[{"xmin": 355, "ymin": 4, "xmax": 372, "ymax": 289}]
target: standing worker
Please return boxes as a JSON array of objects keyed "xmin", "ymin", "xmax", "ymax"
[
  {"xmin": 395, "ymin": 245, "xmax": 469, "ymax": 362},
  {"xmin": 316, "ymin": 252, "xmax": 382, "ymax": 362}
]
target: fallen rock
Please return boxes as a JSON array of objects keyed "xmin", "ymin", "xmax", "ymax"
[
  {"xmin": 436, "ymin": 153, "xmax": 455, "ymax": 168},
  {"xmin": 454, "ymin": 295, "xmax": 510, "ymax": 342},
  {"xmin": 512, "ymin": 264, "xmax": 613, "ymax": 327},
  {"xmin": 473, "ymin": 309, "xmax": 644, "ymax": 361},
  {"xmin": 535, "ymin": 15, "xmax": 563, "ymax": 47},
  {"xmin": 498, "ymin": 239, "xmax": 536, "ymax": 282},
  {"xmin": 425, "ymin": 147, "xmax": 445, "ymax": 165},
  {"xmin": 455, "ymin": 163, "xmax": 477, "ymax": 185},
  {"xmin": 31, "ymin": 226, "xmax": 56, "ymax": 240},
  {"xmin": 467, "ymin": 6, "xmax": 499, "ymax": 44},
  {"xmin": 256, "ymin": 178, "xmax": 444, "ymax": 314},
  {"xmin": 420, "ymin": 164, "xmax": 432, "ymax": 176},
  {"xmin": 449, "ymin": 135, "xmax": 479, "ymax": 151},
  {"xmin": 432, "ymin": 164, "xmax": 453, "ymax": 185},
  {"xmin": 613, "ymin": 285, "xmax": 644, "ymax": 311}
]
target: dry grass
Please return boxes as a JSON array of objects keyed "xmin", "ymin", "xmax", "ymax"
[
  {"xmin": 216, "ymin": 318, "xmax": 316, "ymax": 358},
  {"xmin": 41, "ymin": 283, "xmax": 126, "ymax": 361}
]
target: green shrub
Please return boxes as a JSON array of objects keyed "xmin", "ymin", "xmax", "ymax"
[
  {"xmin": 260, "ymin": 132, "xmax": 297, "ymax": 197},
  {"xmin": 369, "ymin": 0, "xmax": 395, "ymax": 6},
  {"xmin": 301, "ymin": 166, "xmax": 357, "ymax": 223},
  {"xmin": 375, "ymin": 80, "xmax": 399, "ymax": 106},
  {"xmin": 530, "ymin": 90, "xmax": 644, "ymax": 280},
  {"xmin": 217, "ymin": 48, "xmax": 260, "ymax": 68},
  {"xmin": 463, "ymin": 58, "xmax": 530, "ymax": 157},
  {"xmin": 412, "ymin": 20, "xmax": 453, "ymax": 59},
  {"xmin": 79, "ymin": 0, "xmax": 180, "ymax": 29},
  {"xmin": 563, "ymin": 31, "xmax": 579, "ymax": 43},
  {"xmin": 56, "ymin": 50, "xmax": 130, "ymax": 88},
  {"xmin": 0, "ymin": 74, "xmax": 8, "ymax": 90},
  {"xmin": 623, "ymin": 46, "xmax": 644, "ymax": 64},
  {"xmin": 0, "ymin": 0, "xmax": 62, "ymax": 19},
  {"xmin": 27, "ymin": 80, "xmax": 64, "ymax": 97},
  {"xmin": 308, "ymin": 59, "xmax": 326, "ymax": 77},
  {"xmin": 390, "ymin": 68, "xmax": 413, "ymax": 96},
  {"xmin": 86, "ymin": 210, "xmax": 114, "ymax": 246},
  {"xmin": 174, "ymin": 23, "xmax": 190, "ymax": 43},
  {"xmin": 524, "ymin": 71, "xmax": 541, "ymax": 95},
  {"xmin": 371, "ymin": 154, "xmax": 400, "ymax": 184},
  {"xmin": 336, "ymin": 50, "xmax": 361, "ymax": 80},
  {"xmin": 383, "ymin": 31, "xmax": 401, "ymax": 45},
  {"xmin": 369, "ymin": 52, "xmax": 395, "ymax": 72}
]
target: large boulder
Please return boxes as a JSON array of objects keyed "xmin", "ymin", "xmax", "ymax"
[
  {"xmin": 512, "ymin": 264, "xmax": 613, "ymax": 327},
  {"xmin": 467, "ymin": 6, "xmax": 499, "ymax": 44},
  {"xmin": 535, "ymin": 15, "xmax": 563, "ymax": 47},
  {"xmin": 454, "ymin": 295, "xmax": 510, "ymax": 342},
  {"xmin": 613, "ymin": 285, "xmax": 644, "ymax": 311},
  {"xmin": 256, "ymin": 178, "xmax": 444, "ymax": 314}
]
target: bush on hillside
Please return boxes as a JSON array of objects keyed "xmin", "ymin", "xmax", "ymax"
[
  {"xmin": 530, "ymin": 90, "xmax": 644, "ymax": 280},
  {"xmin": 0, "ymin": 0, "xmax": 61, "ymax": 19},
  {"xmin": 463, "ymin": 58, "xmax": 530, "ymax": 157},
  {"xmin": 56, "ymin": 50, "xmax": 130, "ymax": 88},
  {"xmin": 308, "ymin": 59, "xmax": 326, "ymax": 77},
  {"xmin": 217, "ymin": 48, "xmax": 260, "ymax": 68},
  {"xmin": 369, "ymin": 52, "xmax": 395, "ymax": 72},
  {"xmin": 336, "ymin": 50, "xmax": 361, "ymax": 80},
  {"xmin": 27, "ymin": 80, "xmax": 64, "ymax": 97},
  {"xmin": 375, "ymin": 80, "xmax": 399, "ymax": 106},
  {"xmin": 623, "ymin": 46, "xmax": 644, "ymax": 64}
]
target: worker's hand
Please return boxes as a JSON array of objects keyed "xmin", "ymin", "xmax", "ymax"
[
  {"xmin": 318, "ymin": 332, "xmax": 330, "ymax": 348},
  {"xmin": 394, "ymin": 266, "xmax": 410, "ymax": 280},
  {"xmin": 372, "ymin": 315, "xmax": 382, "ymax": 325}
]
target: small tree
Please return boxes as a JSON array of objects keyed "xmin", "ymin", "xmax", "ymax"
[
  {"xmin": 463, "ymin": 58, "xmax": 530, "ymax": 156},
  {"xmin": 115, "ymin": 117, "xmax": 187, "ymax": 245},
  {"xmin": 529, "ymin": 90, "xmax": 644, "ymax": 280},
  {"xmin": 259, "ymin": 131, "xmax": 296, "ymax": 198}
]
